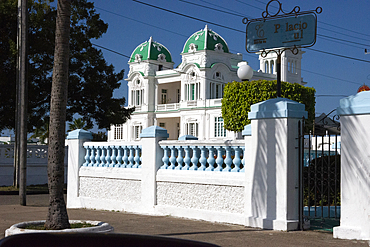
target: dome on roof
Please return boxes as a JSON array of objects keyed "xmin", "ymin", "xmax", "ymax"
[
  {"xmin": 129, "ymin": 37, "xmax": 172, "ymax": 63},
  {"xmin": 182, "ymin": 25, "xmax": 229, "ymax": 54}
]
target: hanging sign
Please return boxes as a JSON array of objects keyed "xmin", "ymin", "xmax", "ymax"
[{"xmin": 246, "ymin": 14, "xmax": 317, "ymax": 52}]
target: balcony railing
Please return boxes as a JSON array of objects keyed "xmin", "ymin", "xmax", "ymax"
[
  {"xmin": 156, "ymin": 103, "xmax": 180, "ymax": 111},
  {"xmin": 154, "ymin": 99, "xmax": 223, "ymax": 112}
]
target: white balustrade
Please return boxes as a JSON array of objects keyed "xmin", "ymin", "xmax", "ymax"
[
  {"xmin": 156, "ymin": 103, "xmax": 180, "ymax": 111},
  {"xmin": 83, "ymin": 142, "xmax": 142, "ymax": 169},
  {"xmin": 159, "ymin": 140, "xmax": 245, "ymax": 172}
]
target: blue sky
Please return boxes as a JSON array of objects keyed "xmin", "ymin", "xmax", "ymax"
[
  {"xmin": 3, "ymin": 0, "xmax": 369, "ymax": 136},
  {"xmin": 91, "ymin": 0, "xmax": 370, "ymax": 117}
]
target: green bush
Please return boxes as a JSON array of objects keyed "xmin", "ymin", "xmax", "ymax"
[{"xmin": 221, "ymin": 80, "xmax": 315, "ymax": 132}]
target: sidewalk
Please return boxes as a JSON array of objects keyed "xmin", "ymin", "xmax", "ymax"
[{"xmin": 0, "ymin": 194, "xmax": 368, "ymax": 247}]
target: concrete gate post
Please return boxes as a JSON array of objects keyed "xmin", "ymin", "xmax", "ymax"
[
  {"xmin": 66, "ymin": 129, "xmax": 93, "ymax": 208},
  {"xmin": 244, "ymin": 98, "xmax": 307, "ymax": 231},
  {"xmin": 140, "ymin": 126, "xmax": 169, "ymax": 211},
  {"xmin": 333, "ymin": 91, "xmax": 370, "ymax": 240}
]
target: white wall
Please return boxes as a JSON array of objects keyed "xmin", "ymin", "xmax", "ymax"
[{"xmin": 0, "ymin": 145, "xmax": 68, "ymax": 186}]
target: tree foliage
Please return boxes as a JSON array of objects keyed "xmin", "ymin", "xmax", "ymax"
[
  {"xmin": 68, "ymin": 118, "xmax": 93, "ymax": 131},
  {"xmin": 221, "ymin": 80, "xmax": 316, "ymax": 132},
  {"xmin": 0, "ymin": 0, "xmax": 134, "ymax": 132},
  {"xmin": 29, "ymin": 117, "xmax": 49, "ymax": 144}
]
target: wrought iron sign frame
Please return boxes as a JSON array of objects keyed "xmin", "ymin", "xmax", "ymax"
[{"xmin": 242, "ymin": 0, "xmax": 322, "ymax": 97}]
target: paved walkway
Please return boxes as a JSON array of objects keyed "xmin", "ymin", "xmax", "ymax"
[{"xmin": 0, "ymin": 194, "xmax": 368, "ymax": 247}]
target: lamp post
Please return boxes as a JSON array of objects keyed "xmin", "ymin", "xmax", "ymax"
[{"xmin": 237, "ymin": 62, "xmax": 253, "ymax": 81}]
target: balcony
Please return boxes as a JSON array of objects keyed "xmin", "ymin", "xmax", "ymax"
[
  {"xmin": 156, "ymin": 103, "xmax": 180, "ymax": 111},
  {"xmin": 154, "ymin": 99, "xmax": 223, "ymax": 112}
]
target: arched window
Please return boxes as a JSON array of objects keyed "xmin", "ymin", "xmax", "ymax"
[
  {"xmin": 185, "ymin": 70, "xmax": 200, "ymax": 101},
  {"xmin": 130, "ymin": 78, "xmax": 144, "ymax": 106},
  {"xmin": 265, "ymin": 61, "xmax": 269, "ymax": 73},
  {"xmin": 270, "ymin": 60, "xmax": 274, "ymax": 74},
  {"xmin": 211, "ymin": 72, "xmax": 224, "ymax": 99},
  {"xmin": 294, "ymin": 60, "xmax": 298, "ymax": 74}
]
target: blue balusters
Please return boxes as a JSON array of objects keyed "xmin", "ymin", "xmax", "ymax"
[
  {"xmin": 183, "ymin": 146, "xmax": 191, "ymax": 170},
  {"xmin": 133, "ymin": 146, "xmax": 140, "ymax": 168},
  {"xmin": 168, "ymin": 146, "xmax": 177, "ymax": 170},
  {"xmin": 99, "ymin": 146, "xmax": 105, "ymax": 167},
  {"xmin": 139, "ymin": 146, "xmax": 142, "ymax": 168},
  {"xmin": 206, "ymin": 146, "xmax": 215, "ymax": 171},
  {"xmin": 109, "ymin": 145, "xmax": 116, "ymax": 167},
  {"xmin": 175, "ymin": 146, "xmax": 183, "ymax": 170},
  {"xmin": 83, "ymin": 146, "xmax": 90, "ymax": 167},
  {"xmin": 82, "ymin": 142, "xmax": 244, "ymax": 172},
  {"xmin": 115, "ymin": 146, "xmax": 122, "ymax": 167},
  {"xmin": 198, "ymin": 146, "xmax": 207, "ymax": 171},
  {"xmin": 89, "ymin": 146, "xmax": 95, "ymax": 167},
  {"xmin": 190, "ymin": 146, "xmax": 199, "ymax": 170},
  {"xmin": 94, "ymin": 145, "xmax": 101, "ymax": 167},
  {"xmin": 122, "ymin": 146, "xmax": 129, "ymax": 168},
  {"xmin": 161, "ymin": 146, "xmax": 169, "ymax": 169},
  {"xmin": 240, "ymin": 146, "xmax": 245, "ymax": 172},
  {"xmin": 223, "ymin": 146, "xmax": 233, "ymax": 172},
  {"xmin": 105, "ymin": 146, "xmax": 111, "ymax": 167},
  {"xmin": 214, "ymin": 146, "xmax": 224, "ymax": 171},
  {"xmin": 232, "ymin": 147, "xmax": 241, "ymax": 172},
  {"xmin": 127, "ymin": 146, "xmax": 134, "ymax": 168}
]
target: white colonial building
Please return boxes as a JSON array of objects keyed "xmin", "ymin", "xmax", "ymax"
[{"xmin": 108, "ymin": 25, "xmax": 305, "ymax": 141}]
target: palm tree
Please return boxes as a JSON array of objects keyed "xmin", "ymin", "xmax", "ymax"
[
  {"xmin": 29, "ymin": 117, "xmax": 49, "ymax": 144},
  {"xmin": 68, "ymin": 118, "xmax": 93, "ymax": 131},
  {"xmin": 45, "ymin": 0, "xmax": 71, "ymax": 230}
]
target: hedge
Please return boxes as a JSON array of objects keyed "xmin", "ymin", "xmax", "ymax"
[{"xmin": 221, "ymin": 80, "xmax": 315, "ymax": 132}]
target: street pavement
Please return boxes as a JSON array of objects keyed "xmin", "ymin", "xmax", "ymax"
[{"xmin": 0, "ymin": 194, "xmax": 368, "ymax": 247}]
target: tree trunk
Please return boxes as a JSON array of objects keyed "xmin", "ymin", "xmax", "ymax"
[{"xmin": 45, "ymin": 0, "xmax": 71, "ymax": 230}]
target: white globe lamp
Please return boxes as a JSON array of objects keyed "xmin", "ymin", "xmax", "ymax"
[{"xmin": 237, "ymin": 62, "xmax": 253, "ymax": 81}]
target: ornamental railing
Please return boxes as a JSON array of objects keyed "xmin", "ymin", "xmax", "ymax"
[
  {"xmin": 159, "ymin": 140, "xmax": 245, "ymax": 172},
  {"xmin": 82, "ymin": 142, "xmax": 142, "ymax": 168},
  {"xmin": 156, "ymin": 103, "xmax": 180, "ymax": 111}
]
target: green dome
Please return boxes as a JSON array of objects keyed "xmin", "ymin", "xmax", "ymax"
[
  {"xmin": 129, "ymin": 37, "xmax": 172, "ymax": 63},
  {"xmin": 182, "ymin": 25, "xmax": 229, "ymax": 53}
]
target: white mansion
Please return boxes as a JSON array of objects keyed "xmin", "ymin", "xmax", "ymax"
[{"xmin": 107, "ymin": 25, "xmax": 305, "ymax": 141}]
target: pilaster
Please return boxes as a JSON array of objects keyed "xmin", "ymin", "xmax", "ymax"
[
  {"xmin": 66, "ymin": 129, "xmax": 93, "ymax": 208},
  {"xmin": 333, "ymin": 91, "xmax": 370, "ymax": 240},
  {"xmin": 244, "ymin": 98, "xmax": 307, "ymax": 231}
]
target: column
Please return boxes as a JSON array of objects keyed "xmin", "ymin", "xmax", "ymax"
[
  {"xmin": 66, "ymin": 129, "xmax": 93, "ymax": 208},
  {"xmin": 244, "ymin": 98, "xmax": 307, "ymax": 231},
  {"xmin": 333, "ymin": 91, "xmax": 370, "ymax": 241},
  {"xmin": 140, "ymin": 126, "xmax": 169, "ymax": 209}
]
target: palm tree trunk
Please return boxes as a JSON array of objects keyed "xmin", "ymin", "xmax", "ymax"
[{"xmin": 45, "ymin": 0, "xmax": 71, "ymax": 230}]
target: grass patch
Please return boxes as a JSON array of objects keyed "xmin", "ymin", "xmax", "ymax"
[
  {"xmin": 24, "ymin": 222, "xmax": 95, "ymax": 230},
  {"xmin": 0, "ymin": 184, "xmax": 66, "ymax": 193},
  {"xmin": 0, "ymin": 184, "xmax": 49, "ymax": 192},
  {"xmin": 0, "ymin": 186, "xmax": 19, "ymax": 192}
]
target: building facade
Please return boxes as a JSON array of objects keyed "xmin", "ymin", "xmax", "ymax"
[{"xmin": 108, "ymin": 25, "xmax": 305, "ymax": 141}]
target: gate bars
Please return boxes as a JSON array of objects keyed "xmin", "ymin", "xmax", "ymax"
[{"xmin": 298, "ymin": 113, "xmax": 341, "ymax": 230}]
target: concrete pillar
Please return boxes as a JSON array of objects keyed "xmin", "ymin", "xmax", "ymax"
[
  {"xmin": 244, "ymin": 98, "xmax": 307, "ymax": 231},
  {"xmin": 66, "ymin": 129, "xmax": 93, "ymax": 208},
  {"xmin": 333, "ymin": 91, "xmax": 370, "ymax": 240},
  {"xmin": 140, "ymin": 126, "xmax": 168, "ymax": 210}
]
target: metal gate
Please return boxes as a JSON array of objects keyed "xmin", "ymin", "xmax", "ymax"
[{"xmin": 298, "ymin": 111, "xmax": 341, "ymax": 230}]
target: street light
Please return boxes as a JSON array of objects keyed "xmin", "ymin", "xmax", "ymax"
[{"xmin": 237, "ymin": 62, "xmax": 253, "ymax": 81}]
